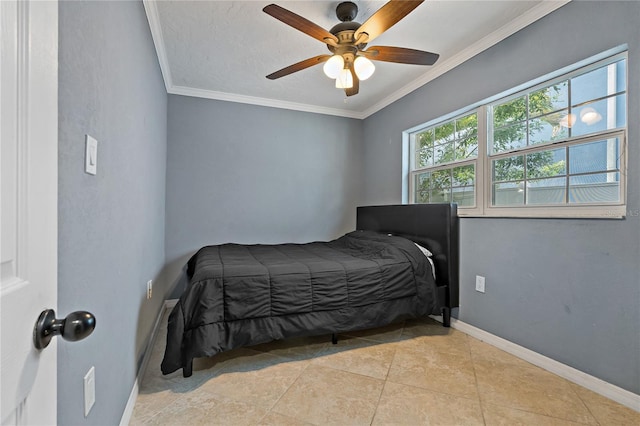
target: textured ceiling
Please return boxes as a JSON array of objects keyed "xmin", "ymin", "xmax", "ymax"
[{"xmin": 144, "ymin": 0, "xmax": 570, "ymax": 118}]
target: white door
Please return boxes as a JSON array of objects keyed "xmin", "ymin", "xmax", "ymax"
[{"xmin": 1, "ymin": 0, "xmax": 58, "ymax": 424}]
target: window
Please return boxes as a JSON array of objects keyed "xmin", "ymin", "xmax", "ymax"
[
  {"xmin": 408, "ymin": 51, "xmax": 627, "ymax": 218},
  {"xmin": 411, "ymin": 113, "xmax": 478, "ymax": 207}
]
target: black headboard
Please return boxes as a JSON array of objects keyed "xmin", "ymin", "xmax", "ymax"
[{"xmin": 356, "ymin": 204, "xmax": 459, "ymax": 308}]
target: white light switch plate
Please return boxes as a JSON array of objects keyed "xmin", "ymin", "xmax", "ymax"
[
  {"xmin": 84, "ymin": 366, "xmax": 95, "ymax": 417},
  {"xmin": 85, "ymin": 135, "xmax": 97, "ymax": 175},
  {"xmin": 475, "ymin": 275, "xmax": 486, "ymax": 293}
]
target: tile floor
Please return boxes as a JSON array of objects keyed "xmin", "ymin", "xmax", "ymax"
[{"xmin": 131, "ymin": 313, "xmax": 639, "ymax": 425}]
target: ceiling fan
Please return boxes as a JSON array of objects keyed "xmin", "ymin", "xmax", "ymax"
[{"xmin": 263, "ymin": 0, "xmax": 439, "ymax": 97}]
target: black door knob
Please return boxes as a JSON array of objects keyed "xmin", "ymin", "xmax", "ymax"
[{"xmin": 33, "ymin": 309, "xmax": 96, "ymax": 350}]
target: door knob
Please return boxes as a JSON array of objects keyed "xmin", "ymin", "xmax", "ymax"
[{"xmin": 33, "ymin": 309, "xmax": 96, "ymax": 350}]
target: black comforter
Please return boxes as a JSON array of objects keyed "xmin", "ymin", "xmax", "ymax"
[{"xmin": 161, "ymin": 230, "xmax": 439, "ymax": 376}]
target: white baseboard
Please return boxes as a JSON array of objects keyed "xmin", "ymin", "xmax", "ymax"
[
  {"xmin": 431, "ymin": 315, "xmax": 640, "ymax": 412},
  {"xmin": 119, "ymin": 300, "xmax": 178, "ymax": 425},
  {"xmin": 119, "ymin": 379, "xmax": 138, "ymax": 426}
]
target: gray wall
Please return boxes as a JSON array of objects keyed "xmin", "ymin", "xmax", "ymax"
[
  {"xmin": 165, "ymin": 95, "xmax": 362, "ymax": 296},
  {"xmin": 58, "ymin": 1, "xmax": 167, "ymax": 425},
  {"xmin": 361, "ymin": 1, "xmax": 640, "ymax": 394}
]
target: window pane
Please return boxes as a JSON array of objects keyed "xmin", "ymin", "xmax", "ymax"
[
  {"xmin": 569, "ymin": 138, "xmax": 619, "ymax": 174},
  {"xmin": 526, "ymin": 177, "xmax": 567, "ymax": 205},
  {"xmin": 414, "ymin": 173, "xmax": 430, "ymax": 203},
  {"xmin": 416, "ymin": 191, "xmax": 430, "ymax": 203},
  {"xmin": 416, "ymin": 147, "xmax": 433, "ymax": 168},
  {"xmin": 492, "ymin": 122, "xmax": 527, "ymax": 153},
  {"xmin": 455, "ymin": 113, "xmax": 478, "ymax": 161},
  {"xmin": 493, "ymin": 155, "xmax": 524, "ymax": 182},
  {"xmin": 493, "ymin": 182, "xmax": 524, "ymax": 206},
  {"xmin": 434, "ymin": 142, "xmax": 455, "ymax": 165},
  {"xmin": 529, "ymin": 111, "xmax": 569, "ymax": 145},
  {"xmin": 453, "ymin": 186, "xmax": 475, "ymax": 207},
  {"xmin": 571, "ymin": 60, "xmax": 626, "ymax": 106},
  {"xmin": 415, "ymin": 171, "xmax": 431, "ymax": 187},
  {"xmin": 431, "ymin": 169, "xmax": 451, "ymax": 190},
  {"xmin": 430, "ymin": 189, "xmax": 451, "ymax": 203},
  {"xmin": 569, "ymin": 172, "xmax": 620, "ymax": 203},
  {"xmin": 434, "ymin": 122, "xmax": 455, "ymax": 145},
  {"xmin": 416, "ymin": 130, "xmax": 434, "ymax": 168},
  {"xmin": 417, "ymin": 129, "xmax": 434, "ymax": 147},
  {"xmin": 456, "ymin": 113, "xmax": 478, "ymax": 139},
  {"xmin": 493, "ymin": 96, "xmax": 526, "ymax": 127},
  {"xmin": 529, "ymin": 81, "xmax": 568, "ymax": 117},
  {"xmin": 457, "ymin": 141, "xmax": 478, "ymax": 159},
  {"xmin": 453, "ymin": 164, "xmax": 475, "ymax": 186},
  {"xmin": 571, "ymin": 94, "xmax": 626, "ymax": 137},
  {"xmin": 526, "ymin": 148, "xmax": 566, "ymax": 179}
]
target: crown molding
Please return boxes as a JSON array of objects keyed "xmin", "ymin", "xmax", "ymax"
[
  {"xmin": 143, "ymin": 0, "xmax": 173, "ymax": 92},
  {"xmin": 144, "ymin": 0, "xmax": 570, "ymax": 120},
  {"xmin": 169, "ymin": 85, "xmax": 366, "ymax": 119}
]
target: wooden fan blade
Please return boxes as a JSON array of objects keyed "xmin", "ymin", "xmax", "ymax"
[
  {"xmin": 266, "ymin": 55, "xmax": 331, "ymax": 80},
  {"xmin": 263, "ymin": 4, "xmax": 339, "ymax": 45},
  {"xmin": 345, "ymin": 63, "xmax": 359, "ymax": 97},
  {"xmin": 354, "ymin": 0, "xmax": 424, "ymax": 44},
  {"xmin": 363, "ymin": 46, "xmax": 439, "ymax": 65}
]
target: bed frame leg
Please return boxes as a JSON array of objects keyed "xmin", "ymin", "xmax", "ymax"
[
  {"xmin": 183, "ymin": 360, "xmax": 193, "ymax": 378},
  {"xmin": 442, "ymin": 307, "xmax": 451, "ymax": 328},
  {"xmin": 331, "ymin": 333, "xmax": 338, "ymax": 344}
]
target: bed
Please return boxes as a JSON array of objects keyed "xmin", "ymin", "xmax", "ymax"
[{"xmin": 161, "ymin": 203, "xmax": 459, "ymax": 377}]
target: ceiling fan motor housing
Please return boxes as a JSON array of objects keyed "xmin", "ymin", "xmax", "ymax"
[
  {"xmin": 329, "ymin": 3, "xmax": 367, "ymax": 53},
  {"xmin": 336, "ymin": 2, "xmax": 358, "ymax": 22}
]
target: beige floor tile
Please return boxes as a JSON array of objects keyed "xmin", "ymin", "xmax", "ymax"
[
  {"xmin": 398, "ymin": 322, "xmax": 471, "ymax": 358},
  {"xmin": 571, "ymin": 384, "xmax": 640, "ymax": 425},
  {"xmin": 402, "ymin": 316, "xmax": 451, "ymax": 334},
  {"xmin": 468, "ymin": 337, "xmax": 536, "ymax": 369},
  {"xmin": 134, "ymin": 368, "xmax": 209, "ymax": 422},
  {"xmin": 387, "ymin": 347, "xmax": 479, "ymax": 399},
  {"xmin": 372, "ymin": 381, "xmax": 484, "ymax": 425},
  {"xmin": 248, "ymin": 334, "xmax": 331, "ymax": 361},
  {"xmin": 482, "ymin": 403, "xmax": 586, "ymax": 426},
  {"xmin": 146, "ymin": 392, "xmax": 268, "ymax": 425},
  {"xmin": 197, "ymin": 350, "xmax": 310, "ymax": 409},
  {"xmin": 136, "ymin": 310, "xmax": 637, "ymax": 426},
  {"xmin": 148, "ymin": 348, "xmax": 264, "ymax": 395},
  {"xmin": 257, "ymin": 411, "xmax": 315, "ymax": 426},
  {"xmin": 272, "ymin": 364, "xmax": 384, "ymax": 425},
  {"xmin": 340, "ymin": 321, "xmax": 406, "ymax": 343},
  {"xmin": 474, "ymin": 359, "xmax": 598, "ymax": 424},
  {"xmin": 311, "ymin": 336, "xmax": 397, "ymax": 379},
  {"xmin": 131, "ymin": 389, "xmax": 182, "ymax": 425}
]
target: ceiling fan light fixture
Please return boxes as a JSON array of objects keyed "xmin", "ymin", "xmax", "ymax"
[
  {"xmin": 354, "ymin": 56, "xmax": 375, "ymax": 80},
  {"xmin": 559, "ymin": 113, "xmax": 577, "ymax": 128},
  {"xmin": 335, "ymin": 68, "xmax": 353, "ymax": 89},
  {"xmin": 580, "ymin": 107, "xmax": 602, "ymax": 125},
  {"xmin": 323, "ymin": 55, "xmax": 345, "ymax": 79}
]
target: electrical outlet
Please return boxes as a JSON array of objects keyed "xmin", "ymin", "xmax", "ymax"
[
  {"xmin": 147, "ymin": 280, "xmax": 153, "ymax": 299},
  {"xmin": 475, "ymin": 275, "xmax": 486, "ymax": 293},
  {"xmin": 84, "ymin": 366, "xmax": 95, "ymax": 417}
]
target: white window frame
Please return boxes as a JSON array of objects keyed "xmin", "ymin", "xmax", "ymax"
[
  {"xmin": 408, "ymin": 108, "xmax": 485, "ymax": 216},
  {"xmin": 485, "ymin": 130, "xmax": 626, "ymax": 218},
  {"xmin": 406, "ymin": 49, "xmax": 628, "ymax": 219}
]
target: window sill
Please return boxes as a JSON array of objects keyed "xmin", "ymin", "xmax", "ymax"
[{"xmin": 458, "ymin": 204, "xmax": 627, "ymax": 219}]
